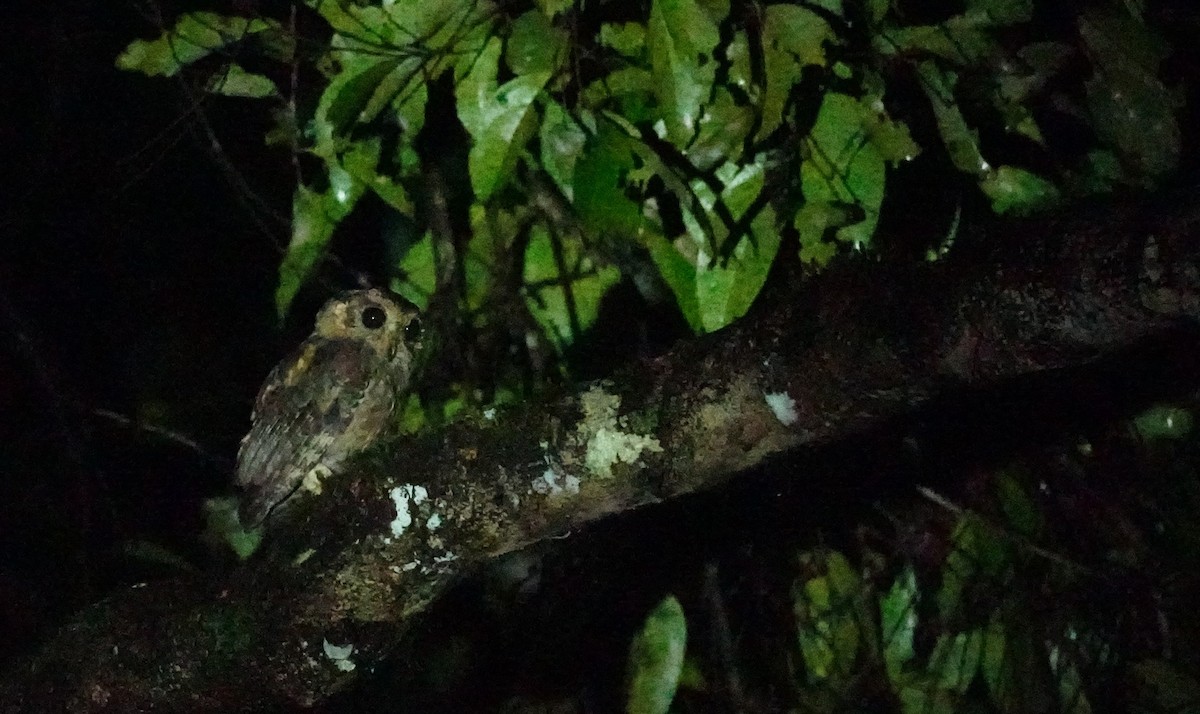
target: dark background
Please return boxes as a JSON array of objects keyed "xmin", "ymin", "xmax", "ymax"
[{"xmin": 0, "ymin": 0, "xmax": 301, "ymax": 658}]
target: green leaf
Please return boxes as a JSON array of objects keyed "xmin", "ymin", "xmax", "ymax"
[
  {"xmin": 600, "ymin": 22, "xmax": 647, "ymax": 59},
  {"xmin": 917, "ymin": 62, "xmax": 1060, "ymax": 213},
  {"xmin": 466, "ymin": 203, "xmax": 523, "ymax": 314},
  {"xmin": 867, "ymin": 0, "xmax": 889, "ymax": 24},
  {"xmin": 759, "ymin": 5, "xmax": 837, "ymax": 139},
  {"xmin": 693, "ymin": 166, "xmax": 780, "ymax": 332},
  {"xmin": 265, "ymin": 105, "xmax": 300, "ymax": 148},
  {"xmin": 201, "ymin": 496, "xmax": 262, "ymax": 560},
  {"xmin": 536, "ymin": 0, "xmax": 574, "ymax": 19},
  {"xmin": 793, "ymin": 550, "xmax": 863, "ymax": 682},
  {"xmin": 582, "ymin": 68, "xmax": 657, "ymax": 123},
  {"xmin": 808, "ymin": 0, "xmax": 845, "ymax": 15},
  {"xmin": 763, "ymin": 4, "xmax": 834, "ymax": 68},
  {"xmin": 276, "ymin": 175, "xmax": 362, "ymax": 319},
  {"xmin": 644, "ymin": 232, "xmax": 701, "ymax": 331},
  {"xmin": 357, "ymin": 57, "xmax": 428, "ymax": 132},
  {"xmin": 1079, "ymin": 6, "xmax": 1170, "ymax": 74},
  {"xmin": 391, "ymin": 231, "xmax": 437, "ymax": 310},
  {"xmin": 278, "ymin": 187, "xmax": 332, "ymax": 320},
  {"xmin": 522, "ymin": 224, "xmax": 621, "ymax": 352},
  {"xmin": 1084, "ymin": 70, "xmax": 1180, "ymax": 178},
  {"xmin": 307, "ymin": 0, "xmax": 492, "ymax": 67},
  {"xmin": 878, "ymin": 15, "xmax": 998, "ymax": 64},
  {"xmin": 572, "ymin": 122, "xmax": 647, "ymax": 239},
  {"xmin": 1133, "ymin": 404, "xmax": 1195, "ymax": 441},
  {"xmin": 340, "ymin": 136, "xmax": 414, "ymax": 215},
  {"xmin": 206, "ymin": 63, "xmax": 278, "ymax": 98},
  {"xmin": 859, "ymin": 76, "xmax": 921, "ymax": 164},
  {"xmin": 647, "ymin": 0, "xmax": 722, "ymax": 147},
  {"xmin": 927, "ymin": 629, "xmax": 984, "ymax": 694},
  {"xmin": 1071, "ymin": 149, "xmax": 1124, "ymax": 195},
  {"xmin": 540, "ymin": 100, "xmax": 588, "ymax": 199},
  {"xmin": 980, "ymin": 166, "xmax": 1060, "ymax": 216},
  {"xmin": 1047, "ymin": 632, "xmax": 1094, "ymax": 714},
  {"xmin": 983, "ymin": 610, "xmax": 1054, "ymax": 714},
  {"xmin": 1131, "ymin": 660, "xmax": 1200, "ymax": 711},
  {"xmin": 897, "ymin": 682, "xmax": 957, "ymax": 714},
  {"xmin": 991, "ymin": 42, "xmax": 1073, "ymax": 146},
  {"xmin": 937, "ymin": 514, "xmax": 1010, "ymax": 622},
  {"xmin": 917, "ymin": 62, "xmax": 988, "ymax": 176},
  {"xmin": 282, "ymin": 129, "xmax": 415, "ymax": 318},
  {"xmin": 995, "ymin": 470, "xmax": 1042, "ymax": 537},
  {"xmin": 794, "ymin": 201, "xmax": 853, "ymax": 267},
  {"xmin": 880, "ymin": 565, "xmax": 919, "ymax": 683},
  {"xmin": 685, "ymin": 87, "xmax": 755, "ymax": 170},
  {"xmin": 312, "ymin": 51, "xmax": 404, "ymax": 157},
  {"xmin": 1079, "ymin": 7, "xmax": 1179, "ymax": 178},
  {"xmin": 507, "ymin": 11, "xmax": 567, "ymax": 76},
  {"xmin": 626, "ymin": 595, "xmax": 688, "ymax": 714},
  {"xmin": 456, "ymin": 38, "xmax": 551, "ymax": 200},
  {"xmin": 982, "ymin": 613, "xmax": 1011, "ymax": 707},
  {"xmin": 116, "ymin": 12, "xmax": 276, "ymax": 77},
  {"xmin": 965, "ymin": 0, "xmax": 1033, "ymax": 25},
  {"xmin": 647, "ymin": 156, "xmax": 779, "ymax": 333},
  {"xmin": 801, "ymin": 92, "xmax": 886, "ymax": 251},
  {"xmin": 302, "ymin": 0, "xmax": 372, "ymax": 37}
]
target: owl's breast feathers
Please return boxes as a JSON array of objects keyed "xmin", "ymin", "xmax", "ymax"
[{"xmin": 236, "ymin": 337, "xmax": 398, "ymax": 523}]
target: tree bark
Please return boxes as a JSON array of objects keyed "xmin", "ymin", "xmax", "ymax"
[{"xmin": 3, "ymin": 190, "xmax": 1198, "ymax": 712}]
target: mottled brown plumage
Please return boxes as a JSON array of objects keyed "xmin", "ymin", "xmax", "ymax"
[{"xmin": 236, "ymin": 289, "xmax": 422, "ymax": 526}]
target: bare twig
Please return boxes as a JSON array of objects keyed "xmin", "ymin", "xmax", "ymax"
[{"xmin": 90, "ymin": 408, "xmax": 231, "ymax": 469}]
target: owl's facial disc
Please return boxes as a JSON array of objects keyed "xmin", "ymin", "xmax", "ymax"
[{"xmin": 315, "ymin": 289, "xmax": 422, "ymax": 360}]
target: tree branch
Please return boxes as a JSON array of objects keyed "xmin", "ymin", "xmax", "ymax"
[{"xmin": 3, "ymin": 191, "xmax": 1198, "ymax": 711}]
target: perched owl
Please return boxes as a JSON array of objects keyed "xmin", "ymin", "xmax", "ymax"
[{"xmin": 236, "ymin": 289, "xmax": 423, "ymax": 526}]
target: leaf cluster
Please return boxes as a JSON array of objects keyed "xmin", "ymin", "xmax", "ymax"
[
  {"xmin": 116, "ymin": 0, "xmax": 1185, "ymax": 394},
  {"xmin": 620, "ymin": 402, "xmax": 1200, "ymax": 714}
]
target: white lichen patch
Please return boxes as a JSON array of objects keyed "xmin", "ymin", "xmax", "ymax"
[
  {"xmin": 426, "ymin": 513, "xmax": 442, "ymax": 530},
  {"xmin": 763, "ymin": 391, "xmax": 799, "ymax": 426},
  {"xmin": 413, "ymin": 550, "xmax": 460, "ymax": 577},
  {"xmin": 575, "ymin": 385, "xmax": 663, "ymax": 479},
  {"xmin": 322, "ymin": 639, "xmax": 356, "ymax": 672},
  {"xmin": 580, "ymin": 386, "xmax": 621, "ymax": 424},
  {"xmin": 585, "ymin": 428, "xmax": 663, "ymax": 478},
  {"xmin": 389, "ymin": 484, "xmax": 429, "ymax": 538},
  {"xmin": 531, "ymin": 467, "xmax": 581, "ymax": 496}
]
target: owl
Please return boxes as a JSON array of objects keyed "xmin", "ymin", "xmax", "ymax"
[{"xmin": 236, "ymin": 289, "xmax": 423, "ymax": 526}]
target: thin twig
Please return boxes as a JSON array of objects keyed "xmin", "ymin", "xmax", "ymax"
[
  {"xmin": 703, "ymin": 562, "xmax": 748, "ymax": 714},
  {"xmin": 915, "ymin": 485, "xmax": 1096, "ymax": 576},
  {"xmin": 92, "ymin": 408, "xmax": 231, "ymax": 469}
]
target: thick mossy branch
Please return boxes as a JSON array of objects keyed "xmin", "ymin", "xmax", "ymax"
[{"xmin": 3, "ymin": 193, "xmax": 1198, "ymax": 711}]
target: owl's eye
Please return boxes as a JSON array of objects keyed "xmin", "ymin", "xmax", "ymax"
[
  {"xmin": 404, "ymin": 316, "xmax": 423, "ymax": 341},
  {"xmin": 361, "ymin": 306, "xmax": 387, "ymax": 329}
]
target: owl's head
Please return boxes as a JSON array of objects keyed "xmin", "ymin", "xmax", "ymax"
[{"xmin": 314, "ymin": 289, "xmax": 423, "ymax": 366}]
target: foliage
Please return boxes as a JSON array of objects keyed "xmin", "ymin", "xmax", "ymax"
[
  {"xmin": 611, "ymin": 402, "xmax": 1200, "ymax": 714},
  {"xmin": 785, "ymin": 403, "xmax": 1200, "ymax": 713},
  {"xmin": 116, "ymin": 0, "xmax": 1184, "ymax": 392},
  {"xmin": 626, "ymin": 594, "xmax": 689, "ymax": 714}
]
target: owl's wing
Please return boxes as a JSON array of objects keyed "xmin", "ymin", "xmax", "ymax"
[{"xmin": 236, "ymin": 338, "xmax": 383, "ymax": 524}]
